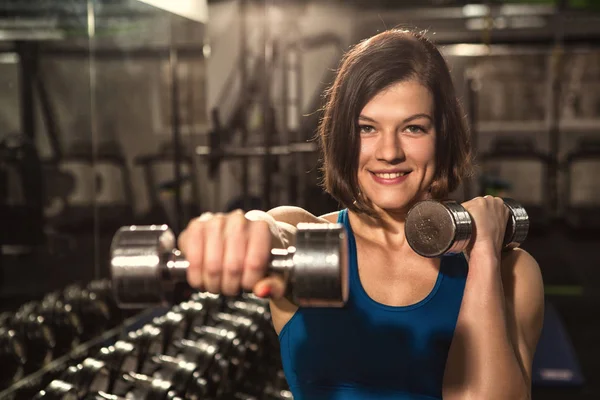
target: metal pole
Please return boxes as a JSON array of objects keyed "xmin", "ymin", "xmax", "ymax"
[
  {"xmin": 240, "ymin": 0, "xmax": 250, "ymax": 210},
  {"xmin": 548, "ymin": 0, "xmax": 567, "ymax": 219},
  {"xmin": 262, "ymin": 0, "xmax": 274, "ymax": 210},
  {"xmin": 169, "ymin": 20, "xmax": 183, "ymax": 233}
]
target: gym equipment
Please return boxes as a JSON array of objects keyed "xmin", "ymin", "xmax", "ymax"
[
  {"xmin": 37, "ymin": 293, "xmax": 85, "ymax": 356},
  {"xmin": 0, "ymin": 326, "xmax": 27, "ymax": 386},
  {"xmin": 109, "ymin": 223, "xmax": 349, "ymax": 308},
  {"xmin": 33, "ymin": 380, "xmax": 79, "ymax": 400},
  {"xmin": 564, "ymin": 137, "xmax": 600, "ymax": 232},
  {"xmin": 0, "ymin": 132, "xmax": 45, "ymax": 246},
  {"xmin": 42, "ymin": 143, "xmax": 96, "ymax": 233},
  {"xmin": 94, "ymin": 144, "xmax": 134, "ymax": 233},
  {"xmin": 134, "ymin": 148, "xmax": 201, "ymax": 232},
  {"xmin": 478, "ymin": 137, "xmax": 552, "ymax": 234},
  {"xmin": 532, "ymin": 301, "xmax": 585, "ymax": 387},
  {"xmin": 59, "ymin": 358, "xmax": 111, "ymax": 397},
  {"xmin": 62, "ymin": 284, "xmax": 112, "ymax": 341},
  {"xmin": 405, "ymin": 198, "xmax": 529, "ymax": 258},
  {"xmin": 10, "ymin": 303, "xmax": 57, "ymax": 373}
]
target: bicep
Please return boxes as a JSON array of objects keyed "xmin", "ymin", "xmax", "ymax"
[{"xmin": 502, "ymin": 248, "xmax": 545, "ymax": 387}]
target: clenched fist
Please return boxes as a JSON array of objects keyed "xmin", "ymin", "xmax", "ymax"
[
  {"xmin": 177, "ymin": 209, "xmax": 289, "ymax": 298},
  {"xmin": 461, "ymin": 195, "xmax": 511, "ymax": 257}
]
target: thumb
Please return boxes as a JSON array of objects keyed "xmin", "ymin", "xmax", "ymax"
[{"xmin": 253, "ymin": 276, "xmax": 287, "ymax": 300}]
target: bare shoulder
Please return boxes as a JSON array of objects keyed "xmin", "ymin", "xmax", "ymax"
[{"xmin": 268, "ymin": 206, "xmax": 338, "ymax": 225}]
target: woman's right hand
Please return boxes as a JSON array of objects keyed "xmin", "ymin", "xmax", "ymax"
[{"xmin": 177, "ymin": 209, "xmax": 287, "ymax": 299}]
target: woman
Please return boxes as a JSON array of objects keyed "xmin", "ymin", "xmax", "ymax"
[{"xmin": 179, "ymin": 28, "xmax": 545, "ymax": 400}]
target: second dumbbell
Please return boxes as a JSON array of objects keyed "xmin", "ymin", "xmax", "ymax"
[{"xmin": 405, "ymin": 198, "xmax": 529, "ymax": 258}]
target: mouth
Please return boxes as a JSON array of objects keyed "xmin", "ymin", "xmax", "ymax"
[
  {"xmin": 369, "ymin": 170, "xmax": 411, "ymax": 185},
  {"xmin": 371, "ymin": 171, "xmax": 409, "ymax": 179}
]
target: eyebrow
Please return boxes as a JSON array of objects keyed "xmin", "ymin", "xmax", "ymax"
[{"xmin": 358, "ymin": 113, "xmax": 433, "ymax": 124}]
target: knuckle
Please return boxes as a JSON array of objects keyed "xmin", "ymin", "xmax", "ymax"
[
  {"xmin": 245, "ymin": 257, "xmax": 267, "ymax": 273},
  {"xmin": 203, "ymin": 257, "xmax": 222, "ymax": 277},
  {"xmin": 223, "ymin": 260, "xmax": 243, "ymax": 277}
]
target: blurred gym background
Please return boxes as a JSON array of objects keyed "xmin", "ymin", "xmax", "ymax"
[{"xmin": 1, "ymin": 0, "xmax": 599, "ymax": 398}]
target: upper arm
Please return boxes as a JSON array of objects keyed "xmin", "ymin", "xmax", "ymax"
[{"xmin": 501, "ymin": 248, "xmax": 545, "ymax": 387}]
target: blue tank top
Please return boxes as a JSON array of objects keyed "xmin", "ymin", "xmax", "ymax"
[{"xmin": 278, "ymin": 209, "xmax": 468, "ymax": 399}]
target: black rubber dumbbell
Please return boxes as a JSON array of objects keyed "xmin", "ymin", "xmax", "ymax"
[
  {"xmin": 86, "ymin": 279, "xmax": 125, "ymax": 327},
  {"xmin": 117, "ymin": 372, "xmax": 184, "ymax": 400},
  {"xmin": 151, "ymin": 311, "xmax": 186, "ymax": 356},
  {"xmin": 95, "ymin": 341, "xmax": 136, "ymax": 393},
  {"xmin": 170, "ymin": 301, "xmax": 208, "ymax": 339},
  {"xmin": 38, "ymin": 292, "xmax": 85, "ymax": 356},
  {"xmin": 0, "ymin": 325, "xmax": 27, "ymax": 386},
  {"xmin": 58, "ymin": 358, "xmax": 111, "ymax": 398},
  {"xmin": 32, "ymin": 380, "xmax": 79, "ymax": 400},
  {"xmin": 150, "ymin": 354, "xmax": 211, "ymax": 399},
  {"xmin": 173, "ymin": 336, "xmax": 232, "ymax": 397},
  {"xmin": 8, "ymin": 304, "xmax": 56, "ymax": 373},
  {"xmin": 62, "ymin": 284, "xmax": 112, "ymax": 341},
  {"xmin": 82, "ymin": 392, "xmax": 127, "ymax": 400}
]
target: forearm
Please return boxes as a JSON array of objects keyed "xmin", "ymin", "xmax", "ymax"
[{"xmin": 462, "ymin": 253, "xmax": 530, "ymax": 400}]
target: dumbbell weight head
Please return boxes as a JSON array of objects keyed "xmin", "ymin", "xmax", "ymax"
[
  {"xmin": 59, "ymin": 358, "xmax": 111, "ymax": 397},
  {"xmin": 0, "ymin": 326, "xmax": 26, "ymax": 386},
  {"xmin": 170, "ymin": 301, "xmax": 207, "ymax": 339},
  {"xmin": 11, "ymin": 303, "xmax": 57, "ymax": 372},
  {"xmin": 405, "ymin": 200, "xmax": 472, "ymax": 258},
  {"xmin": 95, "ymin": 341, "xmax": 136, "ymax": 393},
  {"xmin": 174, "ymin": 337, "xmax": 232, "ymax": 396},
  {"xmin": 120, "ymin": 372, "xmax": 183, "ymax": 400},
  {"xmin": 38, "ymin": 294, "xmax": 84, "ymax": 356},
  {"xmin": 502, "ymin": 197, "xmax": 530, "ymax": 249},
  {"xmin": 110, "ymin": 223, "xmax": 348, "ymax": 308},
  {"xmin": 33, "ymin": 380, "xmax": 79, "ymax": 400},
  {"xmin": 151, "ymin": 354, "xmax": 210, "ymax": 399},
  {"xmin": 405, "ymin": 198, "xmax": 529, "ymax": 258},
  {"xmin": 83, "ymin": 392, "xmax": 126, "ymax": 400}
]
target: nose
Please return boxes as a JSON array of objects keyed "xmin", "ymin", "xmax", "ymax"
[{"xmin": 375, "ymin": 131, "xmax": 405, "ymax": 164}]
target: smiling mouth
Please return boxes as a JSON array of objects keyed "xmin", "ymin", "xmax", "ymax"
[{"xmin": 371, "ymin": 172, "xmax": 409, "ymax": 179}]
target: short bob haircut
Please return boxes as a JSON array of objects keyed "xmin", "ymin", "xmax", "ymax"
[{"xmin": 318, "ymin": 28, "xmax": 473, "ymax": 217}]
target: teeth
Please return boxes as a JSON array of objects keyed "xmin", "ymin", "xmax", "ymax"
[{"xmin": 375, "ymin": 172, "xmax": 406, "ymax": 179}]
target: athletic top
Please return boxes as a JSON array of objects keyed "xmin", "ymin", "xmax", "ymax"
[{"xmin": 278, "ymin": 208, "xmax": 468, "ymax": 399}]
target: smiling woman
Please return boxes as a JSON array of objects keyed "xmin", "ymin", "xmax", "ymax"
[
  {"xmin": 318, "ymin": 29, "xmax": 473, "ymax": 219},
  {"xmin": 179, "ymin": 27, "xmax": 545, "ymax": 400}
]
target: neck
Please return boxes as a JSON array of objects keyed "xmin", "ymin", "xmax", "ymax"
[{"xmin": 348, "ymin": 208, "xmax": 411, "ymax": 250}]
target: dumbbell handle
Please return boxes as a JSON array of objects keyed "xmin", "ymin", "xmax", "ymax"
[{"xmin": 148, "ymin": 247, "xmax": 296, "ymax": 288}]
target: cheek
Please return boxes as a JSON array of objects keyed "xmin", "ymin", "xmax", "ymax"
[
  {"xmin": 358, "ymin": 140, "xmax": 376, "ymax": 166},
  {"xmin": 408, "ymin": 140, "xmax": 436, "ymax": 167}
]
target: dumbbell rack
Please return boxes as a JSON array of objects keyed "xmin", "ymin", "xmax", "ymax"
[
  {"xmin": 0, "ymin": 306, "xmax": 164, "ymax": 399},
  {"xmin": 0, "ymin": 285, "xmax": 292, "ymax": 399}
]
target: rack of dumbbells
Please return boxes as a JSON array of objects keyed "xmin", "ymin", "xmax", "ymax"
[{"xmin": 0, "ymin": 280, "xmax": 292, "ymax": 400}]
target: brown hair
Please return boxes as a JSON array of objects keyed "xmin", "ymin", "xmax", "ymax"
[{"xmin": 318, "ymin": 28, "xmax": 473, "ymax": 217}]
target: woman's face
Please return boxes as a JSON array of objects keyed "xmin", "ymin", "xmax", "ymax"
[{"xmin": 357, "ymin": 80, "xmax": 437, "ymax": 215}]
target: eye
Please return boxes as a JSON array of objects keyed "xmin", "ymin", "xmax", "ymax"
[
  {"xmin": 405, "ymin": 125, "xmax": 426, "ymax": 134},
  {"xmin": 358, "ymin": 124, "xmax": 375, "ymax": 134}
]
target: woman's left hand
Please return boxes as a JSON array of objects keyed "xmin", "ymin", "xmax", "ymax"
[{"xmin": 461, "ymin": 195, "xmax": 510, "ymax": 259}]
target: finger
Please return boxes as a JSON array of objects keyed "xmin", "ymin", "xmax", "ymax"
[
  {"xmin": 180, "ymin": 214, "xmax": 213, "ymax": 289},
  {"xmin": 202, "ymin": 214, "xmax": 226, "ymax": 294},
  {"xmin": 241, "ymin": 220, "xmax": 272, "ymax": 291},
  {"xmin": 253, "ymin": 276, "xmax": 287, "ymax": 300},
  {"xmin": 221, "ymin": 211, "xmax": 247, "ymax": 296}
]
